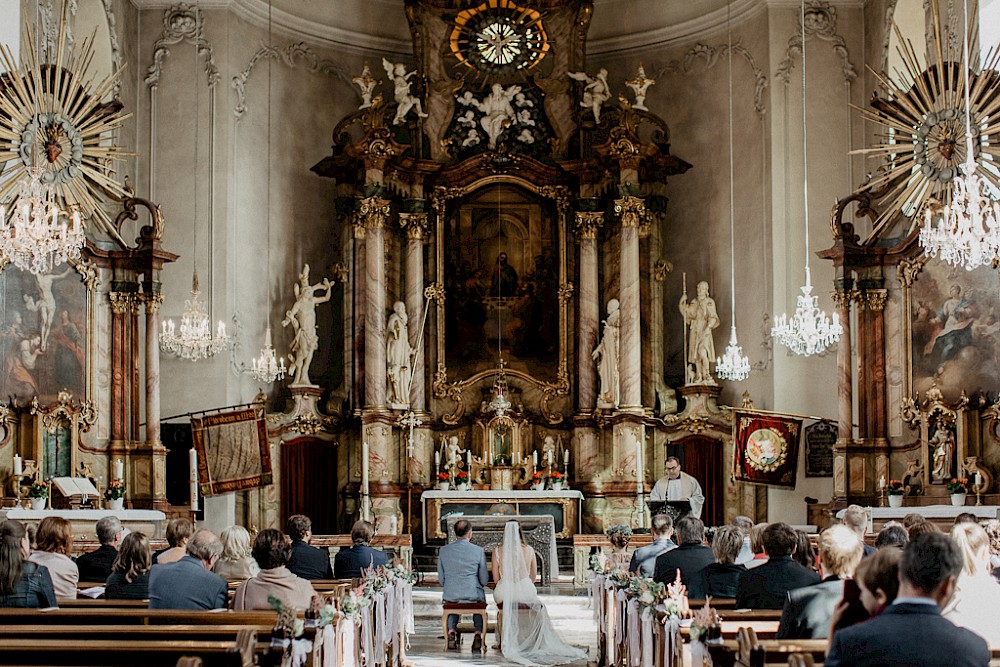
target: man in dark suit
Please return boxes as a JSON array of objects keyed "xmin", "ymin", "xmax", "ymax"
[
  {"xmin": 286, "ymin": 514, "xmax": 333, "ymax": 580},
  {"xmin": 334, "ymin": 519, "xmax": 389, "ymax": 578},
  {"xmin": 777, "ymin": 524, "xmax": 863, "ymax": 638},
  {"xmin": 148, "ymin": 529, "xmax": 228, "ymax": 609},
  {"xmin": 826, "ymin": 532, "xmax": 990, "ymax": 667},
  {"xmin": 76, "ymin": 516, "xmax": 123, "ymax": 582},
  {"xmin": 653, "ymin": 516, "xmax": 715, "ymax": 597},
  {"xmin": 630, "ymin": 514, "xmax": 676, "ymax": 577},
  {"xmin": 736, "ymin": 522, "xmax": 820, "ymax": 609}
]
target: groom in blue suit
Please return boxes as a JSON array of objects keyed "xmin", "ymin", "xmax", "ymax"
[{"xmin": 438, "ymin": 519, "xmax": 488, "ymax": 651}]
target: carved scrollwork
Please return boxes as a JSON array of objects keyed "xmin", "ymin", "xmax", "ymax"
[
  {"xmin": 145, "ymin": 3, "xmax": 219, "ymax": 89},
  {"xmin": 558, "ymin": 283, "xmax": 575, "ymax": 304},
  {"xmin": 359, "ymin": 196, "xmax": 391, "ymax": 229},
  {"xmin": 897, "ymin": 255, "xmax": 927, "ymax": 287},
  {"xmin": 653, "ymin": 259, "xmax": 673, "ymax": 282},
  {"xmin": 31, "ymin": 390, "xmax": 96, "ymax": 436}
]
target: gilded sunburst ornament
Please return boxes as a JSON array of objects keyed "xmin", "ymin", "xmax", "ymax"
[{"xmin": 0, "ymin": 22, "xmax": 131, "ymax": 247}]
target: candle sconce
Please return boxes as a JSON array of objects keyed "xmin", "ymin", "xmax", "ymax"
[{"xmin": 10, "ymin": 460, "xmax": 39, "ymax": 508}]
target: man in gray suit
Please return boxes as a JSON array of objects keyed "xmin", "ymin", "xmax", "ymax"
[
  {"xmin": 629, "ymin": 513, "xmax": 676, "ymax": 577},
  {"xmin": 438, "ymin": 519, "xmax": 488, "ymax": 651},
  {"xmin": 149, "ymin": 529, "xmax": 228, "ymax": 609}
]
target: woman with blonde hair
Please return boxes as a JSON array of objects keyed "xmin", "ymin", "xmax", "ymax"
[
  {"xmin": 213, "ymin": 526, "xmax": 260, "ymax": 580},
  {"xmin": 943, "ymin": 522, "xmax": 1000, "ymax": 647},
  {"xmin": 28, "ymin": 517, "xmax": 78, "ymax": 599}
]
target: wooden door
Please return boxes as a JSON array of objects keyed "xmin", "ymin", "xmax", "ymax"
[
  {"xmin": 668, "ymin": 435, "xmax": 723, "ymax": 527},
  {"xmin": 280, "ymin": 437, "xmax": 339, "ymax": 535}
]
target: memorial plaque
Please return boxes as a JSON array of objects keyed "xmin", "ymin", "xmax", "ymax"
[{"xmin": 805, "ymin": 421, "xmax": 836, "ymax": 477}]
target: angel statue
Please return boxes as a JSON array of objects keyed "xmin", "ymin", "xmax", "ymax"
[
  {"xmin": 281, "ymin": 264, "xmax": 334, "ymax": 386},
  {"xmin": 351, "ymin": 63, "xmax": 380, "ymax": 109},
  {"xmin": 458, "ymin": 83, "xmax": 521, "ymax": 149},
  {"xmin": 382, "ymin": 58, "xmax": 428, "ymax": 125},
  {"xmin": 625, "ymin": 64, "xmax": 656, "ymax": 111},
  {"xmin": 568, "ymin": 68, "xmax": 611, "ymax": 123}
]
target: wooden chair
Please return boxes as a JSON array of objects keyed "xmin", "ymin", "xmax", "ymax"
[{"xmin": 441, "ymin": 602, "xmax": 488, "ymax": 645}]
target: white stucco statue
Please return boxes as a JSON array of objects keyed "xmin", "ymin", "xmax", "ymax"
[
  {"xmin": 281, "ymin": 264, "xmax": 333, "ymax": 386},
  {"xmin": 352, "ymin": 63, "xmax": 380, "ymax": 109},
  {"xmin": 382, "ymin": 58, "xmax": 427, "ymax": 125},
  {"xmin": 679, "ymin": 281, "xmax": 720, "ymax": 385},
  {"xmin": 457, "ymin": 83, "xmax": 521, "ymax": 149},
  {"xmin": 625, "ymin": 65, "xmax": 656, "ymax": 111},
  {"xmin": 593, "ymin": 298, "xmax": 621, "ymax": 408},
  {"xmin": 386, "ymin": 301, "xmax": 414, "ymax": 408},
  {"xmin": 569, "ymin": 68, "xmax": 611, "ymax": 123}
]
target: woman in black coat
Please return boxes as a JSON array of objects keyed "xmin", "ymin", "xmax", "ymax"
[
  {"xmin": 700, "ymin": 525, "xmax": 747, "ymax": 598},
  {"xmin": 106, "ymin": 532, "xmax": 152, "ymax": 599}
]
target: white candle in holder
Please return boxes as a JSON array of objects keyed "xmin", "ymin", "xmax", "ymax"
[
  {"xmin": 975, "ymin": 471, "xmax": 982, "ymax": 487},
  {"xmin": 189, "ymin": 449, "xmax": 199, "ymax": 511},
  {"xmin": 13, "ymin": 454, "xmax": 21, "ymax": 476},
  {"xmin": 879, "ymin": 475, "xmax": 885, "ymax": 490},
  {"xmin": 564, "ymin": 448, "xmax": 570, "ymax": 466},
  {"xmin": 434, "ymin": 451, "xmax": 440, "ymax": 469},
  {"xmin": 533, "ymin": 451, "xmax": 538, "ymax": 467},
  {"xmin": 114, "ymin": 459, "xmax": 124, "ymax": 481}
]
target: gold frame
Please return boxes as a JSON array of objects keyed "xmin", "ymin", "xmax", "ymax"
[
  {"xmin": 30, "ymin": 390, "xmax": 97, "ymax": 480},
  {"xmin": 430, "ymin": 176, "xmax": 571, "ymax": 424}
]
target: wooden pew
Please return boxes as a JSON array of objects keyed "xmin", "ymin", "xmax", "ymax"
[{"xmin": 0, "ymin": 608, "xmax": 282, "ymax": 626}]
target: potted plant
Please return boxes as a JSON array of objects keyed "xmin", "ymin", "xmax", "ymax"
[
  {"xmin": 27, "ymin": 482, "xmax": 47, "ymax": 511},
  {"xmin": 946, "ymin": 478, "xmax": 969, "ymax": 506},
  {"xmin": 455, "ymin": 470, "xmax": 470, "ymax": 491},
  {"xmin": 104, "ymin": 479, "xmax": 126, "ymax": 511},
  {"xmin": 436, "ymin": 471, "xmax": 451, "ymax": 491},
  {"xmin": 886, "ymin": 480, "xmax": 905, "ymax": 508},
  {"xmin": 530, "ymin": 471, "xmax": 545, "ymax": 491},
  {"xmin": 548, "ymin": 470, "xmax": 565, "ymax": 491}
]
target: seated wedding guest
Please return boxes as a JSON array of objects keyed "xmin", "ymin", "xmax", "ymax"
[
  {"xmin": 777, "ymin": 525, "xmax": 863, "ymax": 639},
  {"xmin": 736, "ymin": 522, "xmax": 820, "ymax": 609},
  {"xmin": 980, "ymin": 520, "xmax": 1000, "ymax": 566},
  {"xmin": 653, "ymin": 516, "xmax": 715, "ymax": 596},
  {"xmin": 746, "ymin": 522, "xmax": 769, "ymax": 568},
  {"xmin": 76, "ymin": 516, "xmax": 123, "ymax": 582},
  {"xmin": 334, "ymin": 520, "xmax": 388, "ymax": 578},
  {"xmin": 0, "ymin": 520, "xmax": 56, "ymax": 608},
  {"xmin": 27, "ymin": 517, "xmax": 78, "ymax": 599},
  {"xmin": 438, "ymin": 519, "xmax": 488, "ymax": 651},
  {"xmin": 943, "ymin": 523, "xmax": 1000, "ymax": 647},
  {"xmin": 793, "ymin": 529, "xmax": 819, "ymax": 574},
  {"xmin": 106, "ymin": 532, "xmax": 152, "ymax": 600},
  {"xmin": 902, "ymin": 513, "xmax": 926, "ymax": 534},
  {"xmin": 629, "ymin": 514, "xmax": 675, "ymax": 577},
  {"xmin": 856, "ymin": 545, "xmax": 901, "ymax": 617},
  {"xmin": 700, "ymin": 525, "xmax": 746, "ymax": 598},
  {"xmin": 954, "ymin": 513, "xmax": 978, "ymax": 526},
  {"xmin": 25, "ymin": 523, "xmax": 37, "ymax": 550},
  {"xmin": 825, "ymin": 533, "xmax": 989, "ymax": 667},
  {"xmin": 874, "ymin": 522, "xmax": 909, "ymax": 550},
  {"xmin": 842, "ymin": 505, "xmax": 876, "ymax": 557},
  {"xmin": 606, "ymin": 526, "xmax": 632, "ymax": 571},
  {"xmin": 213, "ymin": 526, "xmax": 259, "ymax": 580},
  {"xmin": 154, "ymin": 518, "xmax": 192, "ymax": 564},
  {"xmin": 907, "ymin": 521, "xmax": 940, "ymax": 539},
  {"xmin": 732, "ymin": 515, "xmax": 755, "ymax": 565},
  {"xmin": 148, "ymin": 529, "xmax": 227, "ymax": 610},
  {"xmin": 286, "ymin": 514, "xmax": 333, "ymax": 580},
  {"xmin": 233, "ymin": 529, "xmax": 315, "ymax": 611}
]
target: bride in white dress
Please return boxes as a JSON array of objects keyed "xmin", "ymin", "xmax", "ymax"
[{"xmin": 491, "ymin": 521, "xmax": 589, "ymax": 666}]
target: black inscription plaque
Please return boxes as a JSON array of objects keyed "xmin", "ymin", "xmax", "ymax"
[{"xmin": 805, "ymin": 421, "xmax": 836, "ymax": 477}]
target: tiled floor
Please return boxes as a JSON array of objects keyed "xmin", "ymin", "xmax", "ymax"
[{"xmin": 405, "ymin": 587, "xmax": 597, "ymax": 667}]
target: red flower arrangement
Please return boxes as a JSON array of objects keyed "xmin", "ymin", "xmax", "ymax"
[
  {"xmin": 946, "ymin": 478, "xmax": 970, "ymax": 494},
  {"xmin": 436, "ymin": 471, "xmax": 450, "ymax": 482},
  {"xmin": 104, "ymin": 479, "xmax": 126, "ymax": 500},
  {"xmin": 456, "ymin": 470, "xmax": 469, "ymax": 481},
  {"xmin": 886, "ymin": 480, "xmax": 905, "ymax": 496},
  {"xmin": 548, "ymin": 471, "xmax": 564, "ymax": 481}
]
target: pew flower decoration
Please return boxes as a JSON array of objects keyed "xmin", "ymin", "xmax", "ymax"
[
  {"xmin": 104, "ymin": 479, "xmax": 126, "ymax": 500},
  {"xmin": 27, "ymin": 482, "xmax": 48, "ymax": 498},
  {"xmin": 688, "ymin": 600, "xmax": 721, "ymax": 643},
  {"xmin": 886, "ymin": 480, "xmax": 905, "ymax": 496},
  {"xmin": 339, "ymin": 587, "xmax": 369, "ymax": 622},
  {"xmin": 946, "ymin": 477, "xmax": 970, "ymax": 494},
  {"xmin": 663, "ymin": 570, "xmax": 691, "ymax": 619},
  {"xmin": 590, "ymin": 552, "xmax": 608, "ymax": 575},
  {"xmin": 627, "ymin": 574, "xmax": 663, "ymax": 612},
  {"xmin": 267, "ymin": 594, "xmax": 306, "ymax": 638}
]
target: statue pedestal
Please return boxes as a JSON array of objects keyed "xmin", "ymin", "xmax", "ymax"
[{"xmin": 273, "ymin": 385, "xmax": 332, "ymax": 439}]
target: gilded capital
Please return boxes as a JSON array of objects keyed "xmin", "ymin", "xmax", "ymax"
[
  {"xmin": 399, "ymin": 212, "xmax": 431, "ymax": 241},
  {"xmin": 614, "ymin": 196, "xmax": 646, "ymax": 229},
  {"xmin": 359, "ymin": 196, "xmax": 391, "ymax": 230},
  {"xmin": 108, "ymin": 292, "xmax": 133, "ymax": 315},
  {"xmin": 142, "ymin": 292, "xmax": 164, "ymax": 314},
  {"xmin": 864, "ymin": 289, "xmax": 888, "ymax": 312},
  {"xmin": 574, "ymin": 211, "xmax": 604, "ymax": 239},
  {"xmin": 831, "ymin": 290, "xmax": 853, "ymax": 310}
]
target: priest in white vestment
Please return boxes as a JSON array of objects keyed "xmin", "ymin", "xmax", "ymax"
[{"xmin": 649, "ymin": 456, "xmax": 705, "ymax": 519}]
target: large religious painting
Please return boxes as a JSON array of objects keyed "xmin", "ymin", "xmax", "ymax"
[
  {"xmin": 0, "ymin": 266, "xmax": 87, "ymax": 402},
  {"xmin": 908, "ymin": 258, "xmax": 1000, "ymax": 400}
]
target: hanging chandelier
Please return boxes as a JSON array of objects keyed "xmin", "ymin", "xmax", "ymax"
[
  {"xmin": 0, "ymin": 166, "xmax": 85, "ymax": 274},
  {"xmin": 488, "ymin": 361, "xmax": 512, "ymax": 417},
  {"xmin": 250, "ymin": 324, "xmax": 286, "ymax": 383},
  {"xmin": 718, "ymin": 326, "xmax": 751, "ymax": 381},
  {"xmin": 772, "ymin": 0, "xmax": 841, "ymax": 357},
  {"xmin": 159, "ymin": 272, "xmax": 230, "ymax": 360},
  {"xmin": 918, "ymin": 0, "xmax": 1000, "ymax": 270}
]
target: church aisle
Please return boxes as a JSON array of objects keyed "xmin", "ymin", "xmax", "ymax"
[{"xmin": 406, "ymin": 589, "xmax": 596, "ymax": 666}]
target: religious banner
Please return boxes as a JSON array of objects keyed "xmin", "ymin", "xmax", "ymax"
[
  {"xmin": 191, "ymin": 406, "xmax": 272, "ymax": 495},
  {"xmin": 732, "ymin": 410, "xmax": 801, "ymax": 488}
]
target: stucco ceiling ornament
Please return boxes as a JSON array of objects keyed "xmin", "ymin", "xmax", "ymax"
[{"xmin": 145, "ymin": 3, "xmax": 219, "ymax": 89}]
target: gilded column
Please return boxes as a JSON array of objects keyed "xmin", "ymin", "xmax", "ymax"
[
  {"xmin": 361, "ymin": 196, "xmax": 390, "ymax": 410},
  {"xmin": 614, "ymin": 196, "xmax": 645, "ymax": 413},
  {"xmin": 866, "ymin": 289, "xmax": 889, "ymax": 441},
  {"xmin": 575, "ymin": 212, "xmax": 604, "ymax": 412},
  {"xmin": 399, "ymin": 212, "xmax": 430, "ymax": 410}
]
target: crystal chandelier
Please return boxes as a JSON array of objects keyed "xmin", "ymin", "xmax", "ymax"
[
  {"xmin": 159, "ymin": 271, "xmax": 230, "ymax": 360},
  {"xmin": 0, "ymin": 166, "xmax": 85, "ymax": 275},
  {"xmin": 251, "ymin": 324, "xmax": 286, "ymax": 383},
  {"xmin": 773, "ymin": 0, "xmax": 841, "ymax": 357},
  {"xmin": 488, "ymin": 360, "xmax": 512, "ymax": 417},
  {"xmin": 715, "ymin": 2, "xmax": 750, "ymax": 382},
  {"xmin": 918, "ymin": 0, "xmax": 1000, "ymax": 270}
]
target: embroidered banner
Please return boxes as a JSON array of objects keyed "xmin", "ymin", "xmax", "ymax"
[
  {"xmin": 191, "ymin": 406, "xmax": 272, "ymax": 495},
  {"xmin": 733, "ymin": 410, "xmax": 801, "ymax": 488}
]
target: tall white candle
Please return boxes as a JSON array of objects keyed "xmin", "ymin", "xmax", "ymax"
[
  {"xmin": 189, "ymin": 448, "xmax": 199, "ymax": 511},
  {"xmin": 976, "ymin": 471, "xmax": 982, "ymax": 487},
  {"xmin": 114, "ymin": 459, "xmax": 124, "ymax": 481},
  {"xmin": 879, "ymin": 475, "xmax": 885, "ymax": 490},
  {"xmin": 636, "ymin": 439, "xmax": 643, "ymax": 495},
  {"xmin": 13, "ymin": 454, "xmax": 21, "ymax": 476},
  {"xmin": 466, "ymin": 450, "xmax": 471, "ymax": 469},
  {"xmin": 533, "ymin": 451, "xmax": 538, "ymax": 467},
  {"xmin": 434, "ymin": 450, "xmax": 440, "ymax": 469},
  {"xmin": 361, "ymin": 441, "xmax": 370, "ymax": 519},
  {"xmin": 564, "ymin": 448, "xmax": 570, "ymax": 466}
]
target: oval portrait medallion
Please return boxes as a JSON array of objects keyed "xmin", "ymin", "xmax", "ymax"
[{"xmin": 745, "ymin": 428, "xmax": 788, "ymax": 473}]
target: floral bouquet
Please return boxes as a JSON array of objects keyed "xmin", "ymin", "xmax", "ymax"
[
  {"xmin": 547, "ymin": 470, "xmax": 565, "ymax": 485},
  {"xmin": 688, "ymin": 600, "xmax": 721, "ymax": 643},
  {"xmin": 946, "ymin": 477, "xmax": 970, "ymax": 494},
  {"xmin": 886, "ymin": 480, "xmax": 905, "ymax": 496},
  {"xmin": 104, "ymin": 479, "xmax": 126, "ymax": 500},
  {"xmin": 436, "ymin": 471, "xmax": 450, "ymax": 482},
  {"xmin": 531, "ymin": 471, "xmax": 544, "ymax": 485},
  {"xmin": 28, "ymin": 481, "xmax": 48, "ymax": 499},
  {"xmin": 455, "ymin": 470, "xmax": 469, "ymax": 483},
  {"xmin": 627, "ymin": 574, "xmax": 663, "ymax": 612}
]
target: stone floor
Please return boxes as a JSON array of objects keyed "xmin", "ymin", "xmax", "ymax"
[{"xmin": 405, "ymin": 586, "xmax": 597, "ymax": 667}]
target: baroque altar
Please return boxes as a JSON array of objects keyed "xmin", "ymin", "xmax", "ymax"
[{"xmin": 422, "ymin": 489, "xmax": 582, "ymax": 542}]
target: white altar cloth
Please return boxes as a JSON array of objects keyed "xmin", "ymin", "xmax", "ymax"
[
  {"xmin": 2, "ymin": 508, "xmax": 165, "ymax": 521},
  {"xmin": 421, "ymin": 489, "xmax": 584, "ymax": 543}
]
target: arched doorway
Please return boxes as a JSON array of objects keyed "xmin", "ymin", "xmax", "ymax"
[{"xmin": 280, "ymin": 437, "xmax": 339, "ymax": 534}]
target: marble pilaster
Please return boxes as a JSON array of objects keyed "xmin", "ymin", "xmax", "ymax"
[
  {"xmin": 361, "ymin": 196, "xmax": 390, "ymax": 410},
  {"xmin": 574, "ymin": 212, "xmax": 603, "ymax": 412},
  {"xmin": 353, "ymin": 220, "xmax": 367, "ymax": 408},
  {"xmin": 832, "ymin": 288, "xmax": 853, "ymax": 502},
  {"xmin": 108, "ymin": 291, "xmax": 132, "ymax": 445},
  {"xmin": 399, "ymin": 212, "xmax": 430, "ymax": 410},
  {"xmin": 142, "ymin": 293, "xmax": 162, "ymax": 447},
  {"xmin": 614, "ymin": 197, "xmax": 645, "ymax": 414}
]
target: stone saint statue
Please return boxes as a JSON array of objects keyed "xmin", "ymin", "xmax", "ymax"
[
  {"xmin": 679, "ymin": 281, "xmax": 720, "ymax": 385},
  {"xmin": 931, "ymin": 428, "xmax": 955, "ymax": 482},
  {"xmin": 281, "ymin": 264, "xmax": 333, "ymax": 386},
  {"xmin": 593, "ymin": 298, "xmax": 621, "ymax": 408},
  {"xmin": 386, "ymin": 301, "xmax": 414, "ymax": 408},
  {"xmin": 459, "ymin": 83, "xmax": 521, "ymax": 149},
  {"xmin": 568, "ymin": 68, "xmax": 611, "ymax": 123},
  {"xmin": 382, "ymin": 58, "xmax": 427, "ymax": 125},
  {"xmin": 625, "ymin": 65, "xmax": 656, "ymax": 111},
  {"xmin": 352, "ymin": 63, "xmax": 380, "ymax": 109}
]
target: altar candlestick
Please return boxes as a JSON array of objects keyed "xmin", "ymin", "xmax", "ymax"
[
  {"xmin": 434, "ymin": 451, "xmax": 440, "ymax": 469},
  {"xmin": 466, "ymin": 450, "xmax": 471, "ymax": 469},
  {"xmin": 189, "ymin": 448, "xmax": 199, "ymax": 511},
  {"xmin": 114, "ymin": 459, "xmax": 124, "ymax": 481},
  {"xmin": 636, "ymin": 439, "xmax": 643, "ymax": 494},
  {"xmin": 564, "ymin": 448, "xmax": 569, "ymax": 466},
  {"xmin": 546, "ymin": 450, "xmax": 553, "ymax": 467},
  {"xmin": 533, "ymin": 451, "xmax": 538, "ymax": 467},
  {"xmin": 13, "ymin": 454, "xmax": 21, "ymax": 476},
  {"xmin": 976, "ymin": 471, "xmax": 983, "ymax": 487},
  {"xmin": 878, "ymin": 475, "xmax": 885, "ymax": 490}
]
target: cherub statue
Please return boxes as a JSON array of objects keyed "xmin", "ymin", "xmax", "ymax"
[
  {"xmin": 568, "ymin": 68, "xmax": 611, "ymax": 123},
  {"xmin": 441, "ymin": 435, "xmax": 466, "ymax": 467},
  {"xmin": 351, "ymin": 63, "xmax": 380, "ymax": 109},
  {"xmin": 281, "ymin": 264, "xmax": 334, "ymax": 386},
  {"xmin": 625, "ymin": 64, "xmax": 656, "ymax": 111},
  {"xmin": 382, "ymin": 58, "xmax": 427, "ymax": 125}
]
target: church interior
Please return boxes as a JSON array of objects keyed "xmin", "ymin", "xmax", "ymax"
[{"xmin": 1, "ymin": 0, "xmax": 1000, "ymax": 663}]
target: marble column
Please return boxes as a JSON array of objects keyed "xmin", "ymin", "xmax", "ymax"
[
  {"xmin": 575, "ymin": 212, "xmax": 604, "ymax": 412},
  {"xmin": 361, "ymin": 196, "xmax": 391, "ymax": 410},
  {"xmin": 143, "ymin": 292, "xmax": 162, "ymax": 446},
  {"xmin": 108, "ymin": 292, "xmax": 131, "ymax": 445},
  {"xmin": 614, "ymin": 196, "xmax": 645, "ymax": 414},
  {"xmin": 832, "ymin": 287, "xmax": 853, "ymax": 501},
  {"xmin": 866, "ymin": 290, "xmax": 888, "ymax": 441},
  {"xmin": 353, "ymin": 220, "xmax": 367, "ymax": 407},
  {"xmin": 399, "ymin": 212, "xmax": 430, "ymax": 411}
]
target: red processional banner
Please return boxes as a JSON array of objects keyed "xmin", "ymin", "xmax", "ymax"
[{"xmin": 733, "ymin": 410, "xmax": 802, "ymax": 489}]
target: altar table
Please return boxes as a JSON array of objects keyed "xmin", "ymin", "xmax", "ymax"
[
  {"xmin": 0, "ymin": 508, "xmax": 167, "ymax": 539},
  {"xmin": 445, "ymin": 514, "xmax": 558, "ymax": 585},
  {"xmin": 421, "ymin": 489, "xmax": 582, "ymax": 542},
  {"xmin": 835, "ymin": 505, "xmax": 1000, "ymax": 531}
]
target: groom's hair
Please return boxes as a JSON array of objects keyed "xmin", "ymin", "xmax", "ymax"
[
  {"xmin": 454, "ymin": 519, "xmax": 472, "ymax": 538},
  {"xmin": 651, "ymin": 514, "xmax": 673, "ymax": 538}
]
